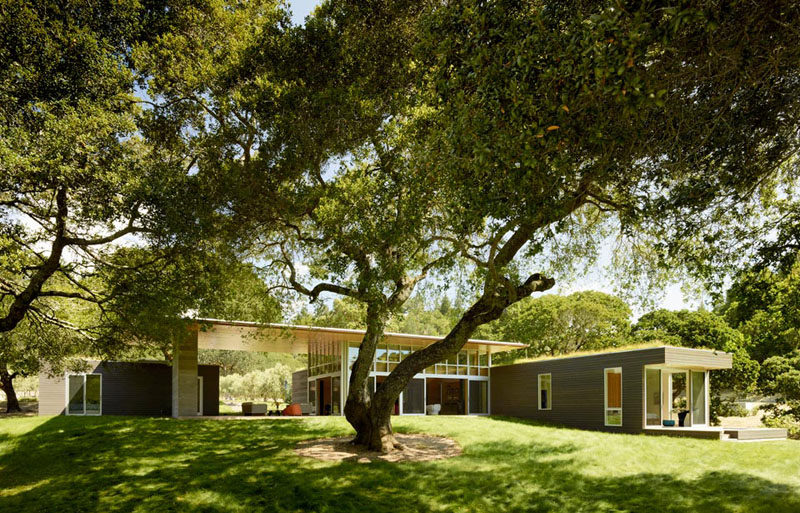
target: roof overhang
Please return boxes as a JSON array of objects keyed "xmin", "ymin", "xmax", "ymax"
[{"xmin": 193, "ymin": 318, "xmax": 525, "ymax": 355}]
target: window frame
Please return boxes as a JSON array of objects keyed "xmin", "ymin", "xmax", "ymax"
[
  {"xmin": 604, "ymin": 367, "xmax": 622, "ymax": 427},
  {"xmin": 537, "ymin": 373, "xmax": 552, "ymax": 411},
  {"xmin": 65, "ymin": 373, "xmax": 102, "ymax": 416}
]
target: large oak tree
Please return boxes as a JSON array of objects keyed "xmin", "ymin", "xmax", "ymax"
[{"xmin": 143, "ymin": 0, "xmax": 800, "ymax": 451}]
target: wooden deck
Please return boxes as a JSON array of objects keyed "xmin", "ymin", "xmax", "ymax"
[
  {"xmin": 644, "ymin": 426, "xmax": 788, "ymax": 441},
  {"xmin": 723, "ymin": 427, "xmax": 788, "ymax": 441},
  {"xmin": 644, "ymin": 426, "xmax": 724, "ymax": 439}
]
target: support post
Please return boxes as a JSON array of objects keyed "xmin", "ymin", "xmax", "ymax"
[{"xmin": 172, "ymin": 329, "xmax": 199, "ymax": 417}]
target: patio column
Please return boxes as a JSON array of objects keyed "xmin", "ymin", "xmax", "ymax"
[{"xmin": 172, "ymin": 329, "xmax": 199, "ymax": 417}]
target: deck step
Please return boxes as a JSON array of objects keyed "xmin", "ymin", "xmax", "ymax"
[{"xmin": 723, "ymin": 428, "xmax": 787, "ymax": 440}]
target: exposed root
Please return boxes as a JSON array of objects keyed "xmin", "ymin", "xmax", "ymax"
[{"xmin": 296, "ymin": 434, "xmax": 461, "ymax": 463}]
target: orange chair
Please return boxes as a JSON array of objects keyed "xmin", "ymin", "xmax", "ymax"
[{"xmin": 282, "ymin": 403, "xmax": 302, "ymax": 416}]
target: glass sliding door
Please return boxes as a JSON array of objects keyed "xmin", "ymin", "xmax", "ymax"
[
  {"xmin": 67, "ymin": 374, "xmax": 101, "ymax": 415},
  {"xmin": 331, "ymin": 377, "xmax": 341, "ymax": 415},
  {"xmin": 468, "ymin": 380, "xmax": 488, "ymax": 414},
  {"xmin": 645, "ymin": 368, "xmax": 661, "ymax": 426},
  {"xmin": 691, "ymin": 371, "xmax": 706, "ymax": 425},
  {"xmin": 68, "ymin": 375, "xmax": 85, "ymax": 415},
  {"xmin": 402, "ymin": 378, "xmax": 425, "ymax": 414},
  {"xmin": 670, "ymin": 372, "xmax": 688, "ymax": 423},
  {"xmin": 85, "ymin": 374, "xmax": 102, "ymax": 415}
]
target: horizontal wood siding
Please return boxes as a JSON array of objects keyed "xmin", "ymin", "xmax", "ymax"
[
  {"xmin": 93, "ymin": 361, "xmax": 172, "ymax": 416},
  {"xmin": 663, "ymin": 347, "xmax": 732, "ymax": 369},
  {"xmin": 39, "ymin": 361, "xmax": 220, "ymax": 416},
  {"xmin": 490, "ymin": 348, "xmax": 667, "ymax": 433},
  {"xmin": 292, "ymin": 369, "xmax": 308, "ymax": 404},
  {"xmin": 198, "ymin": 365, "xmax": 220, "ymax": 416},
  {"xmin": 38, "ymin": 372, "xmax": 66, "ymax": 415}
]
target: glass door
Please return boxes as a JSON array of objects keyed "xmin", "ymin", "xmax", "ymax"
[
  {"xmin": 68, "ymin": 375, "xmax": 85, "ymax": 415},
  {"xmin": 690, "ymin": 371, "xmax": 707, "ymax": 425},
  {"xmin": 402, "ymin": 378, "xmax": 425, "ymax": 414},
  {"xmin": 645, "ymin": 368, "xmax": 661, "ymax": 426},
  {"xmin": 669, "ymin": 371, "xmax": 689, "ymax": 425},
  {"xmin": 67, "ymin": 374, "xmax": 101, "ymax": 415}
]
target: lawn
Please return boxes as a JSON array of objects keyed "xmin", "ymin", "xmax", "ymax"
[{"xmin": 1, "ymin": 416, "xmax": 799, "ymax": 513}]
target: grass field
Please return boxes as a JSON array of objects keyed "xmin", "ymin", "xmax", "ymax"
[{"xmin": 1, "ymin": 415, "xmax": 799, "ymax": 512}]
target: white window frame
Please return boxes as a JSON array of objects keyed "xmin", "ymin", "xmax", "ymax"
[
  {"xmin": 604, "ymin": 367, "xmax": 622, "ymax": 427},
  {"xmin": 538, "ymin": 373, "xmax": 552, "ymax": 411},
  {"xmin": 65, "ymin": 373, "xmax": 102, "ymax": 416},
  {"xmin": 197, "ymin": 376, "xmax": 204, "ymax": 416}
]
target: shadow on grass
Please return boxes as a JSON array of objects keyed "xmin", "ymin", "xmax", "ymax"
[{"xmin": 0, "ymin": 415, "xmax": 798, "ymax": 512}]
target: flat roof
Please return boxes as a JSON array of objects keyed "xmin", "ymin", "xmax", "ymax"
[
  {"xmin": 497, "ymin": 345, "xmax": 732, "ymax": 369},
  {"xmin": 193, "ymin": 318, "xmax": 526, "ymax": 354}
]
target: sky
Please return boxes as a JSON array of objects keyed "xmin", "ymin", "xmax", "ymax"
[
  {"xmin": 287, "ymin": 0, "xmax": 320, "ymax": 25},
  {"xmin": 282, "ymin": 0, "xmax": 694, "ymax": 316}
]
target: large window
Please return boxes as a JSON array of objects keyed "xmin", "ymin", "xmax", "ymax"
[
  {"xmin": 67, "ymin": 374, "xmax": 101, "ymax": 415},
  {"xmin": 469, "ymin": 380, "xmax": 488, "ymax": 414},
  {"xmin": 604, "ymin": 368, "xmax": 622, "ymax": 426},
  {"xmin": 538, "ymin": 374, "xmax": 552, "ymax": 410}
]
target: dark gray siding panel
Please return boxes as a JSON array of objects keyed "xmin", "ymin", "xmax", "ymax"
[
  {"xmin": 292, "ymin": 369, "xmax": 308, "ymax": 404},
  {"xmin": 199, "ymin": 365, "xmax": 220, "ymax": 416},
  {"xmin": 39, "ymin": 361, "xmax": 221, "ymax": 417},
  {"xmin": 490, "ymin": 348, "xmax": 667, "ymax": 433},
  {"xmin": 93, "ymin": 361, "xmax": 172, "ymax": 416}
]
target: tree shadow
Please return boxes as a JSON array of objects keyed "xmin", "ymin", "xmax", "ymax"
[{"xmin": 0, "ymin": 416, "xmax": 798, "ymax": 512}]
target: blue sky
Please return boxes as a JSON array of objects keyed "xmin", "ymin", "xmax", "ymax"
[{"xmin": 287, "ymin": 0, "xmax": 320, "ymax": 25}]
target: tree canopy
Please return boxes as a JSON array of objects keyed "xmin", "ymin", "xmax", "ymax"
[
  {"xmin": 492, "ymin": 291, "xmax": 632, "ymax": 361},
  {"xmin": 133, "ymin": 0, "xmax": 800, "ymax": 451}
]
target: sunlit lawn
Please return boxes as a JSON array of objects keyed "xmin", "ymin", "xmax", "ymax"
[{"xmin": 1, "ymin": 415, "xmax": 799, "ymax": 512}]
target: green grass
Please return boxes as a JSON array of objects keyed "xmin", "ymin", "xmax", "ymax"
[{"xmin": 1, "ymin": 416, "xmax": 799, "ymax": 512}]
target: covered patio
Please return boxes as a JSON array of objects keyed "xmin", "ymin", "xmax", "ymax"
[{"xmin": 172, "ymin": 318, "xmax": 523, "ymax": 417}]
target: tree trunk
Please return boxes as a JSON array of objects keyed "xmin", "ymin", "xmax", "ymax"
[
  {"xmin": 348, "ymin": 273, "xmax": 556, "ymax": 453},
  {"xmin": 344, "ymin": 303, "xmax": 389, "ymax": 448},
  {"xmin": 0, "ymin": 364, "xmax": 22, "ymax": 414}
]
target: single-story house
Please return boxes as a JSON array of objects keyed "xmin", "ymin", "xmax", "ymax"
[
  {"xmin": 489, "ymin": 346, "xmax": 733, "ymax": 436},
  {"xmin": 39, "ymin": 319, "xmax": 525, "ymax": 418},
  {"xmin": 42, "ymin": 320, "xmax": 781, "ymax": 438}
]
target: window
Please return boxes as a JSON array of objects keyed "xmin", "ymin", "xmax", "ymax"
[
  {"xmin": 308, "ymin": 380, "xmax": 316, "ymax": 410},
  {"xmin": 66, "ymin": 374, "xmax": 101, "ymax": 415},
  {"xmin": 604, "ymin": 368, "xmax": 622, "ymax": 426},
  {"xmin": 538, "ymin": 374, "xmax": 552, "ymax": 410}
]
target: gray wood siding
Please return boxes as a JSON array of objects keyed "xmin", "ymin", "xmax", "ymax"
[
  {"xmin": 39, "ymin": 361, "xmax": 220, "ymax": 416},
  {"xmin": 490, "ymin": 348, "xmax": 667, "ymax": 433},
  {"xmin": 198, "ymin": 365, "xmax": 219, "ymax": 416},
  {"xmin": 663, "ymin": 347, "xmax": 732, "ymax": 369},
  {"xmin": 38, "ymin": 372, "xmax": 67, "ymax": 415},
  {"xmin": 292, "ymin": 369, "xmax": 308, "ymax": 404}
]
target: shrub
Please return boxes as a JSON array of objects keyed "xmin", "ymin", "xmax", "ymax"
[{"xmin": 761, "ymin": 401, "xmax": 800, "ymax": 440}]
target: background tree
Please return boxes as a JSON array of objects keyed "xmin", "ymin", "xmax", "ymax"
[
  {"xmin": 0, "ymin": 1, "xmax": 211, "ymax": 410},
  {"xmin": 632, "ymin": 309, "xmax": 759, "ymax": 394},
  {"xmin": 492, "ymin": 291, "xmax": 632, "ymax": 362},
  {"xmin": 720, "ymin": 257, "xmax": 800, "ymax": 363}
]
